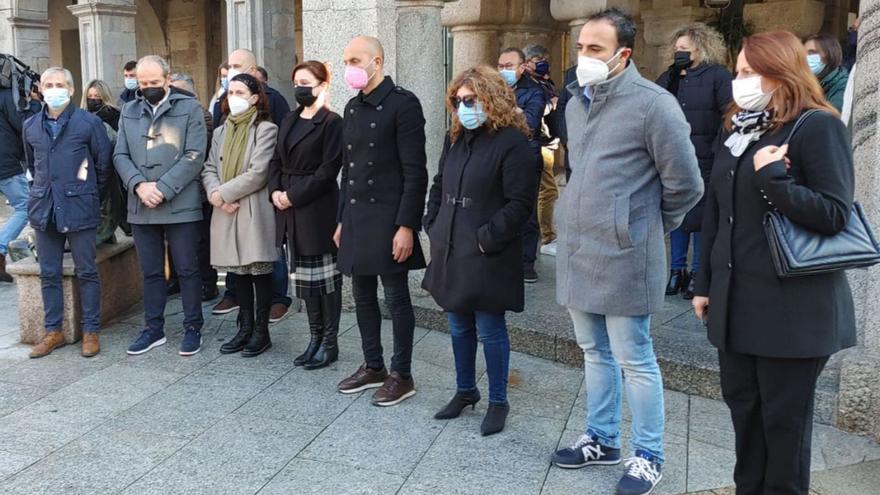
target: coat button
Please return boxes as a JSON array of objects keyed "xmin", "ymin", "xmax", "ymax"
[
  {"xmin": 349, "ymin": 180, "xmax": 355, "ymax": 185},
  {"xmin": 370, "ymin": 122, "xmax": 376, "ymax": 128},
  {"xmin": 728, "ymin": 216, "xmax": 734, "ymax": 224},
  {"xmin": 728, "ymin": 262, "xmax": 733, "ymax": 269},
  {"xmin": 728, "ymin": 170, "xmax": 734, "ymax": 178},
  {"xmin": 369, "ymin": 198, "xmax": 376, "ymax": 203},
  {"xmin": 350, "ymin": 198, "xmax": 357, "ymax": 204},
  {"xmin": 350, "ymin": 109, "xmax": 354, "ymax": 114},
  {"xmin": 347, "ymin": 144, "xmax": 352, "ymax": 150},
  {"xmin": 349, "ymin": 162, "xmax": 355, "ymax": 167},
  {"xmin": 367, "ymin": 179, "xmax": 374, "ymax": 186},
  {"xmin": 377, "ymin": 105, "xmax": 383, "ymax": 111},
  {"xmin": 368, "ymin": 161, "xmax": 374, "ymax": 166},
  {"xmin": 369, "ymin": 142, "xmax": 375, "ymax": 148}
]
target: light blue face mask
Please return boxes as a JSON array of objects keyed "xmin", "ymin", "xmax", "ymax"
[
  {"xmin": 458, "ymin": 101, "xmax": 487, "ymax": 130},
  {"xmin": 500, "ymin": 69, "xmax": 518, "ymax": 87},
  {"xmin": 807, "ymin": 53, "xmax": 826, "ymax": 75},
  {"xmin": 220, "ymin": 77, "xmax": 228, "ymax": 90},
  {"xmin": 124, "ymin": 77, "xmax": 138, "ymax": 91}
]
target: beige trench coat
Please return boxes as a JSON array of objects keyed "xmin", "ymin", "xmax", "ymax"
[{"xmin": 202, "ymin": 116, "xmax": 279, "ymax": 268}]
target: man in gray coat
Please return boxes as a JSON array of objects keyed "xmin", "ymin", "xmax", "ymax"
[
  {"xmin": 549, "ymin": 9, "xmax": 702, "ymax": 495},
  {"xmin": 114, "ymin": 55, "xmax": 208, "ymax": 357}
]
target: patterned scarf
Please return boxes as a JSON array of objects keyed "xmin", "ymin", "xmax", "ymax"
[
  {"xmin": 220, "ymin": 106, "xmax": 257, "ymax": 183},
  {"xmin": 724, "ymin": 110, "xmax": 774, "ymax": 157}
]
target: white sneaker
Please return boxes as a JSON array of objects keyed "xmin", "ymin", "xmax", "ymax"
[{"xmin": 540, "ymin": 241, "xmax": 557, "ymax": 257}]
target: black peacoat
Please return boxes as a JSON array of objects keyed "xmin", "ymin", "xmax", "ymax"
[
  {"xmin": 694, "ymin": 110, "xmax": 857, "ymax": 358},
  {"xmin": 337, "ymin": 76, "xmax": 428, "ymax": 276},
  {"xmin": 269, "ymin": 106, "xmax": 343, "ymax": 257},
  {"xmin": 422, "ymin": 127, "xmax": 538, "ymax": 313}
]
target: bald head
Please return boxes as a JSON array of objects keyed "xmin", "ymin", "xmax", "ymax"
[
  {"xmin": 344, "ymin": 36, "xmax": 385, "ymax": 66},
  {"xmin": 228, "ymin": 49, "xmax": 258, "ymax": 76}
]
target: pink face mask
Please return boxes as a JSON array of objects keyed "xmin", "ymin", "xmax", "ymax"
[{"xmin": 344, "ymin": 61, "xmax": 374, "ymax": 90}]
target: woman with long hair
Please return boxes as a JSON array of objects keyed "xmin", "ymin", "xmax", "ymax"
[
  {"xmin": 81, "ymin": 79, "xmax": 120, "ymax": 133},
  {"xmin": 208, "ymin": 61, "xmax": 229, "ymax": 119},
  {"xmin": 804, "ymin": 33, "xmax": 849, "ymax": 111},
  {"xmin": 422, "ymin": 65, "xmax": 537, "ymax": 436},
  {"xmin": 693, "ymin": 31, "xmax": 855, "ymax": 494},
  {"xmin": 269, "ymin": 61, "xmax": 343, "ymax": 370},
  {"xmin": 203, "ymin": 73, "xmax": 279, "ymax": 357},
  {"xmin": 655, "ymin": 23, "xmax": 733, "ymax": 300}
]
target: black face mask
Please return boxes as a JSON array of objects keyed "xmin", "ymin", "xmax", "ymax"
[
  {"xmin": 141, "ymin": 86, "xmax": 166, "ymax": 105},
  {"xmin": 294, "ymin": 85, "xmax": 318, "ymax": 107},
  {"xmin": 673, "ymin": 51, "xmax": 693, "ymax": 69},
  {"xmin": 86, "ymin": 98, "xmax": 104, "ymax": 113}
]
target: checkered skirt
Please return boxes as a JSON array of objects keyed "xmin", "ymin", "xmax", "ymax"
[{"xmin": 291, "ymin": 253, "xmax": 342, "ymax": 298}]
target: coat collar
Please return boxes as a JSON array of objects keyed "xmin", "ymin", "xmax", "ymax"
[
  {"xmin": 360, "ymin": 76, "xmax": 395, "ymax": 107},
  {"xmin": 279, "ymin": 106, "xmax": 329, "ymax": 153}
]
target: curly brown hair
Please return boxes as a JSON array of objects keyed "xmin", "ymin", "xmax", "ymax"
[{"xmin": 446, "ymin": 65, "xmax": 529, "ymax": 143}]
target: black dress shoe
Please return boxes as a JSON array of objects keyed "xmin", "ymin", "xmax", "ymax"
[
  {"xmin": 665, "ymin": 269, "xmax": 687, "ymax": 296},
  {"xmin": 481, "ymin": 402, "xmax": 510, "ymax": 436},
  {"xmin": 434, "ymin": 390, "xmax": 481, "ymax": 420},
  {"xmin": 682, "ymin": 273, "xmax": 696, "ymax": 300}
]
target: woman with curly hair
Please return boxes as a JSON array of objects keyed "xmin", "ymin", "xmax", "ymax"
[
  {"xmin": 656, "ymin": 23, "xmax": 733, "ymax": 300},
  {"xmin": 422, "ymin": 65, "xmax": 537, "ymax": 436}
]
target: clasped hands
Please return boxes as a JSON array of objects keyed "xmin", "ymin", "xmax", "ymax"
[
  {"xmin": 209, "ymin": 190, "xmax": 240, "ymax": 214},
  {"xmin": 135, "ymin": 182, "xmax": 165, "ymax": 209},
  {"xmin": 271, "ymin": 190, "xmax": 292, "ymax": 211}
]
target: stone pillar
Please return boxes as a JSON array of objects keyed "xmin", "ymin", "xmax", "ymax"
[
  {"xmin": 67, "ymin": 0, "xmax": 137, "ymax": 98},
  {"xmin": 837, "ymin": 8, "xmax": 880, "ymax": 442},
  {"xmin": 447, "ymin": 25, "xmax": 498, "ymax": 75},
  {"xmin": 227, "ymin": 0, "xmax": 297, "ymax": 105},
  {"xmin": 743, "ymin": 0, "xmax": 826, "ymax": 38}
]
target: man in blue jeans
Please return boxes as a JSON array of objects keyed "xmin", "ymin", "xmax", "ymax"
[
  {"xmin": 551, "ymin": 9, "xmax": 702, "ymax": 495},
  {"xmin": 22, "ymin": 67, "xmax": 112, "ymax": 359},
  {"xmin": 0, "ymin": 85, "xmax": 33, "ymax": 282}
]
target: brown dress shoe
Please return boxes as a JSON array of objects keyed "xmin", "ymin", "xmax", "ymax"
[
  {"xmin": 30, "ymin": 331, "xmax": 66, "ymax": 359},
  {"xmin": 269, "ymin": 303, "xmax": 289, "ymax": 323},
  {"xmin": 372, "ymin": 371, "xmax": 416, "ymax": 407},
  {"xmin": 211, "ymin": 297, "xmax": 239, "ymax": 315},
  {"xmin": 81, "ymin": 333, "xmax": 100, "ymax": 358},
  {"xmin": 338, "ymin": 363, "xmax": 389, "ymax": 394}
]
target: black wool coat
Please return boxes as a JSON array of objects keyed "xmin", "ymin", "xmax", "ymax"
[
  {"xmin": 337, "ymin": 76, "xmax": 428, "ymax": 276},
  {"xmin": 694, "ymin": 110, "xmax": 857, "ymax": 358},
  {"xmin": 422, "ymin": 127, "xmax": 538, "ymax": 313},
  {"xmin": 269, "ymin": 106, "xmax": 343, "ymax": 257}
]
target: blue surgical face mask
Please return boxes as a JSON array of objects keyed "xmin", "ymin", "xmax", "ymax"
[
  {"xmin": 458, "ymin": 102, "xmax": 487, "ymax": 130},
  {"xmin": 500, "ymin": 69, "xmax": 518, "ymax": 87},
  {"xmin": 124, "ymin": 77, "xmax": 138, "ymax": 91},
  {"xmin": 807, "ymin": 53, "xmax": 826, "ymax": 75},
  {"xmin": 220, "ymin": 77, "xmax": 228, "ymax": 90},
  {"xmin": 43, "ymin": 87, "xmax": 70, "ymax": 110}
]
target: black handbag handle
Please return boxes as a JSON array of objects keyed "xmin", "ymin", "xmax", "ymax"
[{"xmin": 783, "ymin": 109, "xmax": 823, "ymax": 146}]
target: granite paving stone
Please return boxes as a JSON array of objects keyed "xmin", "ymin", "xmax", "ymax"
[
  {"xmin": 0, "ymin": 450, "xmax": 39, "ymax": 482},
  {"xmin": 257, "ymin": 458, "xmax": 406, "ymax": 495}
]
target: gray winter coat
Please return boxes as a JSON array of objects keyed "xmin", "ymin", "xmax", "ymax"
[
  {"xmin": 113, "ymin": 90, "xmax": 207, "ymax": 225},
  {"xmin": 556, "ymin": 63, "xmax": 703, "ymax": 316}
]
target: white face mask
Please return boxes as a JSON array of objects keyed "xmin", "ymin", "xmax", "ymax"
[
  {"xmin": 576, "ymin": 50, "xmax": 624, "ymax": 87},
  {"xmin": 227, "ymin": 95, "xmax": 251, "ymax": 116},
  {"xmin": 732, "ymin": 76, "xmax": 774, "ymax": 112},
  {"xmin": 227, "ymin": 68, "xmax": 244, "ymax": 81}
]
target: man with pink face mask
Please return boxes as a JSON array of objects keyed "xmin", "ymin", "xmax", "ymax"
[{"xmin": 335, "ymin": 36, "xmax": 428, "ymax": 407}]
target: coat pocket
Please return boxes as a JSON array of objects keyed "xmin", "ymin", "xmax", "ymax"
[
  {"xmin": 27, "ymin": 186, "xmax": 51, "ymax": 228},
  {"xmin": 63, "ymin": 181, "xmax": 100, "ymax": 228},
  {"xmin": 614, "ymin": 195, "xmax": 633, "ymax": 249}
]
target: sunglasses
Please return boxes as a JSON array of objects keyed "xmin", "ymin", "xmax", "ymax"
[{"xmin": 450, "ymin": 95, "xmax": 479, "ymax": 109}]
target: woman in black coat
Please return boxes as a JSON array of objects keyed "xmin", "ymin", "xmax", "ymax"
[
  {"xmin": 693, "ymin": 32, "xmax": 855, "ymax": 494},
  {"xmin": 655, "ymin": 23, "xmax": 733, "ymax": 299},
  {"xmin": 269, "ymin": 61, "xmax": 343, "ymax": 370},
  {"xmin": 422, "ymin": 66, "xmax": 537, "ymax": 437}
]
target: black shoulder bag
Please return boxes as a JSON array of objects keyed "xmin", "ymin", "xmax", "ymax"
[{"xmin": 763, "ymin": 109, "xmax": 880, "ymax": 277}]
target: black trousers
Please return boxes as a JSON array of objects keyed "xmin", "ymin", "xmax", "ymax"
[
  {"xmin": 719, "ymin": 350, "xmax": 829, "ymax": 495},
  {"xmin": 351, "ymin": 271, "xmax": 414, "ymax": 375},
  {"xmin": 521, "ymin": 152, "xmax": 542, "ymax": 264}
]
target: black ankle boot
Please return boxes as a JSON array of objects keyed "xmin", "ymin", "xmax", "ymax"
[
  {"xmin": 480, "ymin": 402, "xmax": 510, "ymax": 436},
  {"xmin": 665, "ymin": 269, "xmax": 687, "ymax": 296},
  {"xmin": 242, "ymin": 306, "xmax": 272, "ymax": 357},
  {"xmin": 434, "ymin": 390, "xmax": 481, "ymax": 420},
  {"xmin": 682, "ymin": 272, "xmax": 696, "ymax": 300},
  {"xmin": 220, "ymin": 310, "xmax": 254, "ymax": 354},
  {"xmin": 295, "ymin": 298, "xmax": 323, "ymax": 366},
  {"xmin": 304, "ymin": 291, "xmax": 341, "ymax": 370}
]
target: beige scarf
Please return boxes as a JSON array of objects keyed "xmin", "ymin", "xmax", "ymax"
[{"xmin": 221, "ymin": 106, "xmax": 257, "ymax": 183}]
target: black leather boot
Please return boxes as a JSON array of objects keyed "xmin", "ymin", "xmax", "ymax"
[
  {"xmin": 242, "ymin": 305, "xmax": 272, "ymax": 357},
  {"xmin": 434, "ymin": 389, "xmax": 481, "ymax": 420},
  {"xmin": 303, "ymin": 291, "xmax": 341, "ymax": 370},
  {"xmin": 682, "ymin": 273, "xmax": 696, "ymax": 300},
  {"xmin": 480, "ymin": 402, "xmax": 510, "ymax": 436},
  {"xmin": 295, "ymin": 297, "xmax": 323, "ymax": 366},
  {"xmin": 219, "ymin": 310, "xmax": 253, "ymax": 354},
  {"xmin": 665, "ymin": 269, "xmax": 687, "ymax": 295}
]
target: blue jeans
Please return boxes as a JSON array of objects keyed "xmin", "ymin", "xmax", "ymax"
[
  {"xmin": 0, "ymin": 173, "xmax": 29, "ymax": 256},
  {"xmin": 569, "ymin": 309, "xmax": 665, "ymax": 464},
  {"xmin": 670, "ymin": 226, "xmax": 700, "ymax": 272},
  {"xmin": 132, "ymin": 222, "xmax": 204, "ymax": 332},
  {"xmin": 224, "ymin": 253, "xmax": 291, "ymax": 306},
  {"xmin": 447, "ymin": 311, "xmax": 510, "ymax": 404},
  {"xmin": 35, "ymin": 225, "xmax": 101, "ymax": 332}
]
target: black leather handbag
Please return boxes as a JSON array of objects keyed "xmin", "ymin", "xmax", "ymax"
[{"xmin": 763, "ymin": 110, "xmax": 880, "ymax": 277}]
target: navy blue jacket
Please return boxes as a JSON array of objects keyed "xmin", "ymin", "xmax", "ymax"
[
  {"xmin": 0, "ymin": 88, "xmax": 30, "ymax": 181},
  {"xmin": 22, "ymin": 104, "xmax": 112, "ymax": 232},
  {"xmin": 117, "ymin": 88, "xmax": 137, "ymax": 108},
  {"xmin": 655, "ymin": 63, "xmax": 733, "ymax": 180},
  {"xmin": 211, "ymin": 83, "xmax": 290, "ymax": 129},
  {"xmin": 513, "ymin": 75, "xmax": 547, "ymax": 148}
]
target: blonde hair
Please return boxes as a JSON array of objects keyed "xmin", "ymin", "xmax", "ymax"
[
  {"xmin": 671, "ymin": 23, "xmax": 728, "ymax": 67},
  {"xmin": 80, "ymin": 79, "xmax": 117, "ymax": 110},
  {"xmin": 446, "ymin": 65, "xmax": 529, "ymax": 143}
]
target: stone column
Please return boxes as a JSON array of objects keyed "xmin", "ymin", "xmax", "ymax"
[
  {"xmin": 837, "ymin": 8, "xmax": 880, "ymax": 442},
  {"xmin": 743, "ymin": 0, "xmax": 826, "ymax": 38},
  {"xmin": 447, "ymin": 25, "xmax": 499, "ymax": 75},
  {"xmin": 227, "ymin": 0, "xmax": 297, "ymax": 105},
  {"xmin": 67, "ymin": 0, "xmax": 137, "ymax": 98}
]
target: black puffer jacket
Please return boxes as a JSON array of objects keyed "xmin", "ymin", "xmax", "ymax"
[{"xmin": 656, "ymin": 62, "xmax": 733, "ymax": 181}]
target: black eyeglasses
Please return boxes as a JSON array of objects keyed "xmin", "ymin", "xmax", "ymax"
[{"xmin": 450, "ymin": 95, "xmax": 478, "ymax": 109}]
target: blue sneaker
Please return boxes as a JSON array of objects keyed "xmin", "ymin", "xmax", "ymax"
[
  {"xmin": 179, "ymin": 327, "xmax": 202, "ymax": 356},
  {"xmin": 127, "ymin": 328, "xmax": 166, "ymax": 355},
  {"xmin": 552, "ymin": 434, "xmax": 622, "ymax": 469},
  {"xmin": 616, "ymin": 453, "xmax": 662, "ymax": 495}
]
